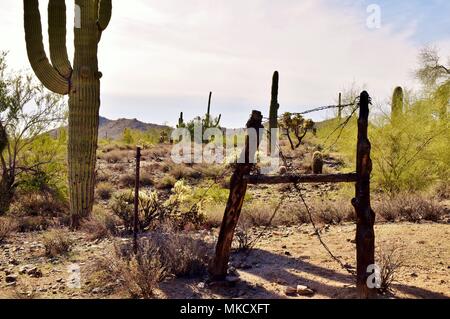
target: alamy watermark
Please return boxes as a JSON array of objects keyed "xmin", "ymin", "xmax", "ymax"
[{"xmin": 366, "ymin": 4, "xmax": 382, "ymax": 29}]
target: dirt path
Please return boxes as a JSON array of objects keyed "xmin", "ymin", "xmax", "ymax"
[{"xmin": 1, "ymin": 222, "xmax": 448, "ymax": 299}]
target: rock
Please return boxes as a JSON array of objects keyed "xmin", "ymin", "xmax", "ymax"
[
  {"xmin": 297, "ymin": 285, "xmax": 315, "ymax": 296},
  {"xmin": 197, "ymin": 282, "xmax": 206, "ymax": 289},
  {"xmin": 285, "ymin": 286, "xmax": 297, "ymax": 296},
  {"xmin": 228, "ymin": 267, "xmax": 238, "ymax": 276},
  {"xmin": 5, "ymin": 274, "xmax": 17, "ymax": 284},
  {"xmin": 410, "ymin": 272, "xmax": 418, "ymax": 278},
  {"xmin": 28, "ymin": 267, "xmax": 43, "ymax": 278},
  {"xmin": 284, "ymin": 251, "xmax": 292, "ymax": 256},
  {"xmin": 225, "ymin": 276, "xmax": 240, "ymax": 285}
]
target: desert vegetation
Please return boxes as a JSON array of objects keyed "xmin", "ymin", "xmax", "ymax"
[{"xmin": 0, "ymin": 2, "xmax": 448, "ymax": 300}]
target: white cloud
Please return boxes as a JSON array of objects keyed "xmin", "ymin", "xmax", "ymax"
[{"xmin": 1, "ymin": 0, "xmax": 448, "ymax": 126}]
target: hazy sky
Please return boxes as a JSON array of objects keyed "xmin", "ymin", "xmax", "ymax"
[{"xmin": 1, "ymin": 0, "xmax": 449, "ymax": 127}]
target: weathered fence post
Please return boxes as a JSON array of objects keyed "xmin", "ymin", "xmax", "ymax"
[
  {"xmin": 133, "ymin": 146, "xmax": 141, "ymax": 254},
  {"xmin": 209, "ymin": 111, "xmax": 264, "ymax": 281},
  {"xmin": 352, "ymin": 91, "xmax": 376, "ymax": 298},
  {"xmin": 338, "ymin": 92, "xmax": 342, "ymax": 120}
]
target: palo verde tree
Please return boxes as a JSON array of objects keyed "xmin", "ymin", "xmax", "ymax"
[
  {"xmin": 0, "ymin": 52, "xmax": 66, "ymax": 215},
  {"xmin": 23, "ymin": 0, "xmax": 112, "ymax": 228},
  {"xmin": 279, "ymin": 112, "xmax": 315, "ymax": 150}
]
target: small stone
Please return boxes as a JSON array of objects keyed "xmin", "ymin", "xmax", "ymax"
[
  {"xmin": 197, "ymin": 282, "xmax": 206, "ymax": 289},
  {"xmin": 5, "ymin": 274, "xmax": 17, "ymax": 284},
  {"xmin": 410, "ymin": 272, "xmax": 418, "ymax": 278},
  {"xmin": 297, "ymin": 285, "xmax": 315, "ymax": 296},
  {"xmin": 285, "ymin": 286, "xmax": 297, "ymax": 296},
  {"xmin": 284, "ymin": 251, "xmax": 292, "ymax": 256}
]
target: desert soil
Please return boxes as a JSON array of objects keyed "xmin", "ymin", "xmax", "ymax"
[{"xmin": 1, "ymin": 222, "xmax": 449, "ymax": 299}]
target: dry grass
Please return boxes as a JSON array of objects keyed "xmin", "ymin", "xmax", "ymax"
[
  {"xmin": 42, "ymin": 229, "xmax": 73, "ymax": 258},
  {"xmin": 16, "ymin": 216, "xmax": 53, "ymax": 232},
  {"xmin": 96, "ymin": 182, "xmax": 114, "ymax": 200},
  {"xmin": 375, "ymin": 194, "xmax": 443, "ymax": 223},
  {"xmin": 0, "ymin": 217, "xmax": 17, "ymax": 243},
  {"xmin": 376, "ymin": 244, "xmax": 405, "ymax": 294},
  {"xmin": 81, "ymin": 207, "xmax": 119, "ymax": 240},
  {"xmin": 92, "ymin": 225, "xmax": 210, "ymax": 298},
  {"xmin": 155, "ymin": 175, "xmax": 177, "ymax": 190},
  {"xmin": 10, "ymin": 192, "xmax": 68, "ymax": 218}
]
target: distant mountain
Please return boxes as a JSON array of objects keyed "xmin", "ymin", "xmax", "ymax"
[
  {"xmin": 98, "ymin": 116, "xmax": 169, "ymax": 140},
  {"xmin": 50, "ymin": 116, "xmax": 170, "ymax": 140}
]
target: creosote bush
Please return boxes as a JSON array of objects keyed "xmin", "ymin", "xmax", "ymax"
[
  {"xmin": 81, "ymin": 206, "xmax": 119, "ymax": 240},
  {"xmin": 42, "ymin": 229, "xmax": 73, "ymax": 258},
  {"xmin": 96, "ymin": 182, "xmax": 114, "ymax": 200}
]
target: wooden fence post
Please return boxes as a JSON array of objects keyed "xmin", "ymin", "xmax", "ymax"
[
  {"xmin": 133, "ymin": 146, "xmax": 141, "ymax": 254},
  {"xmin": 209, "ymin": 111, "xmax": 264, "ymax": 281},
  {"xmin": 352, "ymin": 91, "xmax": 376, "ymax": 298}
]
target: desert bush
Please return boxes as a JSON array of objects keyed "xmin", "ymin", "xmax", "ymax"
[
  {"xmin": 101, "ymin": 150, "xmax": 130, "ymax": 164},
  {"xmin": 42, "ymin": 229, "xmax": 73, "ymax": 258},
  {"xmin": 375, "ymin": 194, "xmax": 443, "ymax": 223},
  {"xmin": 140, "ymin": 171, "xmax": 154, "ymax": 187},
  {"xmin": 376, "ymin": 244, "xmax": 404, "ymax": 294},
  {"xmin": 16, "ymin": 216, "xmax": 52, "ymax": 232},
  {"xmin": 169, "ymin": 164, "xmax": 196, "ymax": 180},
  {"xmin": 119, "ymin": 173, "xmax": 135, "ymax": 188},
  {"xmin": 234, "ymin": 219, "xmax": 252, "ymax": 251},
  {"xmin": 0, "ymin": 217, "xmax": 17, "ymax": 243},
  {"xmin": 94, "ymin": 240, "xmax": 167, "ymax": 299},
  {"xmin": 10, "ymin": 192, "xmax": 68, "ymax": 218},
  {"xmin": 155, "ymin": 175, "xmax": 176, "ymax": 190},
  {"xmin": 96, "ymin": 182, "xmax": 114, "ymax": 200},
  {"xmin": 81, "ymin": 206, "xmax": 119, "ymax": 240}
]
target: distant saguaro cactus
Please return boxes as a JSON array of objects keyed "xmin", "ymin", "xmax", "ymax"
[
  {"xmin": 23, "ymin": 0, "xmax": 112, "ymax": 228},
  {"xmin": 312, "ymin": 151, "xmax": 324, "ymax": 174},
  {"xmin": 203, "ymin": 92, "xmax": 221, "ymax": 128},
  {"xmin": 177, "ymin": 112, "xmax": 186, "ymax": 128},
  {"xmin": 391, "ymin": 86, "xmax": 404, "ymax": 123}
]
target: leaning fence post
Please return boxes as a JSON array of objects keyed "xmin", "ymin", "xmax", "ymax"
[
  {"xmin": 209, "ymin": 111, "xmax": 264, "ymax": 281},
  {"xmin": 352, "ymin": 91, "xmax": 376, "ymax": 298},
  {"xmin": 133, "ymin": 146, "xmax": 142, "ymax": 254}
]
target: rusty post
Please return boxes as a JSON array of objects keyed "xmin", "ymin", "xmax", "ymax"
[
  {"xmin": 209, "ymin": 111, "xmax": 264, "ymax": 280},
  {"xmin": 352, "ymin": 91, "xmax": 376, "ymax": 298},
  {"xmin": 133, "ymin": 146, "xmax": 141, "ymax": 254}
]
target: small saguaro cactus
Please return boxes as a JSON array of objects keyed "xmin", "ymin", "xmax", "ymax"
[
  {"xmin": 203, "ymin": 91, "xmax": 221, "ymax": 129},
  {"xmin": 177, "ymin": 112, "xmax": 186, "ymax": 128},
  {"xmin": 391, "ymin": 86, "xmax": 404, "ymax": 123},
  {"xmin": 23, "ymin": 0, "xmax": 112, "ymax": 228},
  {"xmin": 311, "ymin": 151, "xmax": 324, "ymax": 174}
]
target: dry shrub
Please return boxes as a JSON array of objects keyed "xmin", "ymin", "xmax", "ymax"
[
  {"xmin": 81, "ymin": 207, "xmax": 119, "ymax": 240},
  {"xmin": 376, "ymin": 244, "xmax": 404, "ymax": 294},
  {"xmin": 169, "ymin": 164, "xmax": 198, "ymax": 180},
  {"xmin": 96, "ymin": 182, "xmax": 114, "ymax": 200},
  {"xmin": 196, "ymin": 164, "xmax": 223, "ymax": 179},
  {"xmin": 101, "ymin": 150, "xmax": 132, "ymax": 163},
  {"xmin": 96, "ymin": 169, "xmax": 110, "ymax": 183},
  {"xmin": 375, "ymin": 194, "xmax": 443, "ymax": 223},
  {"xmin": 313, "ymin": 199, "xmax": 354, "ymax": 225},
  {"xmin": 0, "ymin": 217, "xmax": 17, "ymax": 243},
  {"xmin": 203, "ymin": 204, "xmax": 226, "ymax": 228},
  {"xmin": 140, "ymin": 171, "xmax": 154, "ymax": 187},
  {"xmin": 155, "ymin": 175, "xmax": 176, "ymax": 190},
  {"xmin": 10, "ymin": 192, "xmax": 68, "ymax": 218},
  {"xmin": 94, "ymin": 240, "xmax": 167, "ymax": 299},
  {"xmin": 93, "ymin": 227, "xmax": 209, "ymax": 298},
  {"xmin": 234, "ymin": 219, "xmax": 252, "ymax": 251},
  {"xmin": 42, "ymin": 229, "xmax": 72, "ymax": 258},
  {"xmin": 119, "ymin": 173, "xmax": 135, "ymax": 188},
  {"xmin": 16, "ymin": 216, "xmax": 53, "ymax": 232}
]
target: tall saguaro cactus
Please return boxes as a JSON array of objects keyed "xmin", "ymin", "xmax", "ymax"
[
  {"xmin": 24, "ymin": 0, "xmax": 112, "ymax": 228},
  {"xmin": 391, "ymin": 86, "xmax": 404, "ymax": 124}
]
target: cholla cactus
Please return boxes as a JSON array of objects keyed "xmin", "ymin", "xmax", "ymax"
[
  {"xmin": 312, "ymin": 151, "xmax": 324, "ymax": 174},
  {"xmin": 279, "ymin": 112, "xmax": 315, "ymax": 150},
  {"xmin": 23, "ymin": 0, "xmax": 112, "ymax": 228}
]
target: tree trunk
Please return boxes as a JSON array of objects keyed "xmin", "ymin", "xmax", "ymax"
[{"xmin": 0, "ymin": 177, "xmax": 14, "ymax": 215}]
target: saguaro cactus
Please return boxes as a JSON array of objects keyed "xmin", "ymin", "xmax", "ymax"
[
  {"xmin": 203, "ymin": 92, "xmax": 221, "ymax": 128},
  {"xmin": 23, "ymin": 0, "xmax": 112, "ymax": 228},
  {"xmin": 391, "ymin": 86, "xmax": 403, "ymax": 123}
]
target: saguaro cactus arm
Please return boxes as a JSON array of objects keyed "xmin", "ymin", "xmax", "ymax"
[
  {"xmin": 48, "ymin": 0, "xmax": 72, "ymax": 79},
  {"xmin": 24, "ymin": 0, "xmax": 69, "ymax": 95},
  {"xmin": 98, "ymin": 0, "xmax": 112, "ymax": 31}
]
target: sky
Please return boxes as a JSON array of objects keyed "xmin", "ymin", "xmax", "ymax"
[{"xmin": 0, "ymin": 0, "xmax": 449, "ymax": 128}]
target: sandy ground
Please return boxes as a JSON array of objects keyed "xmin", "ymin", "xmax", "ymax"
[{"xmin": 1, "ymin": 222, "xmax": 448, "ymax": 299}]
